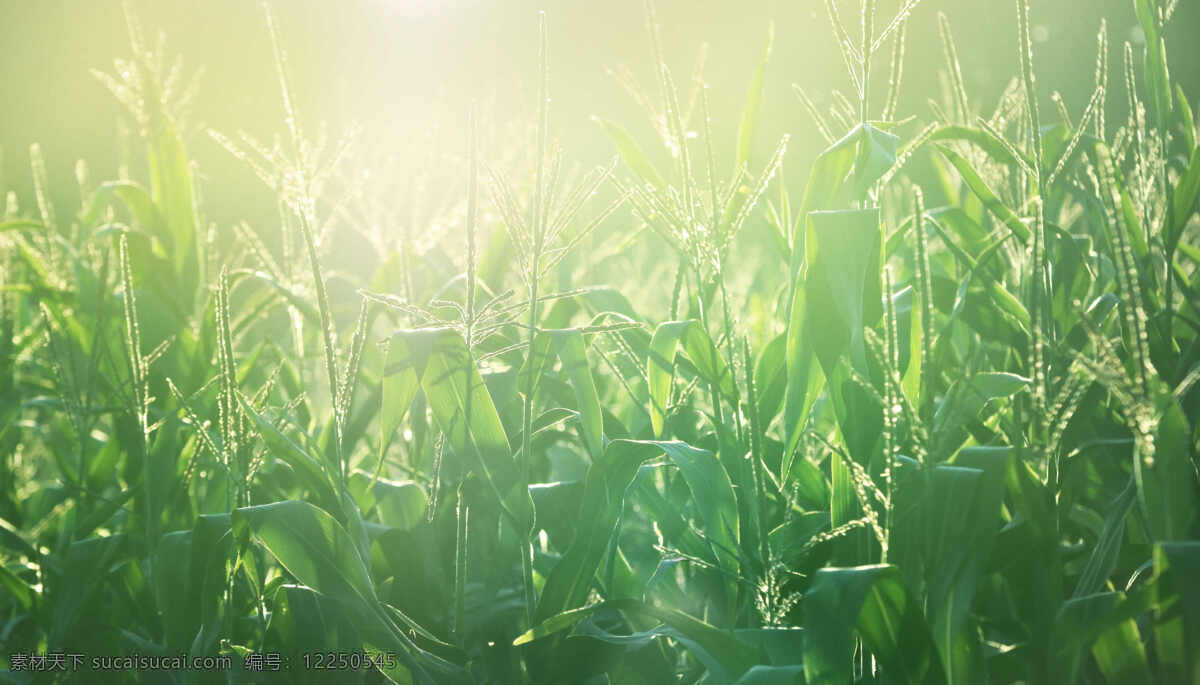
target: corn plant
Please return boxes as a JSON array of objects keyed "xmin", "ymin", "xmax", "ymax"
[{"xmin": 0, "ymin": 0, "xmax": 1197, "ymax": 683}]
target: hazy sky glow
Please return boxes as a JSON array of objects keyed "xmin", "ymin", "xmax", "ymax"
[{"xmin": 1, "ymin": 0, "xmax": 1196, "ymax": 234}]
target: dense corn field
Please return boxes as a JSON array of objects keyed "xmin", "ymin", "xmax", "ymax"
[{"xmin": 1, "ymin": 0, "xmax": 1199, "ymax": 682}]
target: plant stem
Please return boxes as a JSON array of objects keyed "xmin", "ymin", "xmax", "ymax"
[
  {"xmin": 454, "ymin": 484, "xmax": 469, "ymax": 647},
  {"xmin": 860, "ymin": 0, "xmax": 876, "ymax": 122},
  {"xmin": 516, "ymin": 12, "xmax": 552, "ymax": 627},
  {"xmin": 716, "ymin": 258, "xmax": 743, "ymax": 446},
  {"xmin": 742, "ymin": 337, "xmax": 768, "ymax": 574}
]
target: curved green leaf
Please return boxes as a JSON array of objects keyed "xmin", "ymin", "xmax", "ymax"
[
  {"xmin": 648, "ymin": 320, "xmax": 736, "ymax": 437},
  {"xmin": 534, "ymin": 439, "xmax": 666, "ymax": 623},
  {"xmin": 599, "ymin": 118, "xmax": 665, "ymax": 188},
  {"xmin": 804, "ymin": 208, "xmax": 883, "ymax": 376},
  {"xmin": 541, "ymin": 328, "xmax": 605, "ymax": 460},
  {"xmin": 381, "ymin": 328, "xmax": 523, "ymax": 524},
  {"xmin": 735, "ymin": 24, "xmax": 774, "ymax": 173},
  {"xmin": 937, "ymin": 144, "xmax": 1031, "ymax": 242},
  {"xmin": 518, "ymin": 598, "xmax": 760, "ymax": 683},
  {"xmin": 233, "ymin": 500, "xmax": 457, "ymax": 684},
  {"xmin": 1136, "ymin": 399, "xmax": 1197, "ymax": 542},
  {"xmin": 658, "ymin": 440, "xmax": 740, "ymax": 585},
  {"xmin": 0, "ymin": 219, "xmax": 44, "ymax": 233},
  {"xmin": 804, "ymin": 564, "xmax": 946, "ymax": 685},
  {"xmin": 234, "ymin": 500, "xmax": 378, "ymax": 610}
]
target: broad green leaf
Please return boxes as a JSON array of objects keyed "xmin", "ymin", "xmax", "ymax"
[
  {"xmin": 188, "ymin": 516, "xmax": 233, "ymax": 657},
  {"xmin": 804, "ymin": 208, "xmax": 883, "ymax": 376},
  {"xmin": 520, "ymin": 603, "xmax": 601, "ymax": 645},
  {"xmin": 897, "ymin": 285, "xmax": 923, "ymax": 403},
  {"xmin": 735, "ymin": 24, "xmax": 774, "ymax": 173},
  {"xmin": 804, "ymin": 564, "xmax": 946, "ymax": 685},
  {"xmin": 538, "ymin": 439, "xmax": 731, "ymax": 623},
  {"xmin": 635, "ymin": 468, "xmax": 719, "ymax": 570},
  {"xmin": 1134, "ymin": 0, "xmax": 1172, "ymax": 126},
  {"xmin": 677, "ymin": 321, "xmax": 737, "ymax": 403},
  {"xmin": 380, "ymin": 336, "xmax": 422, "ymax": 460},
  {"xmin": 0, "ymin": 219, "xmax": 44, "ymax": 233},
  {"xmin": 374, "ymin": 527, "xmax": 450, "ymax": 641},
  {"xmin": 0, "ymin": 517, "xmax": 39, "ymax": 560},
  {"xmin": 1179, "ymin": 84, "xmax": 1197, "ymax": 152},
  {"xmin": 733, "ymin": 627, "xmax": 805, "ymax": 666},
  {"xmin": 927, "ymin": 451, "xmax": 1009, "ymax": 685},
  {"xmin": 152, "ymin": 529, "xmax": 193, "ymax": 649},
  {"xmin": 518, "ymin": 598, "xmax": 760, "ymax": 683},
  {"xmin": 927, "ymin": 124, "xmax": 1033, "ymax": 171},
  {"xmin": 1004, "ymin": 453, "xmax": 1057, "ymax": 545},
  {"xmin": 927, "ymin": 206, "xmax": 995, "ymax": 266},
  {"xmin": 366, "ymin": 642, "xmax": 415, "ymax": 685},
  {"xmin": 0, "ymin": 563, "xmax": 34, "ymax": 611},
  {"xmin": 647, "ymin": 320, "xmax": 736, "ymax": 437},
  {"xmin": 599, "ymin": 118, "xmax": 665, "ymax": 188},
  {"xmin": 382, "ymin": 328, "xmax": 523, "ymax": 522},
  {"xmin": 852, "ymin": 124, "xmax": 899, "ymax": 198},
  {"xmin": 529, "ymin": 480, "xmax": 584, "ymax": 549},
  {"xmin": 657, "ymin": 440, "xmax": 740, "ymax": 596},
  {"xmin": 937, "ymin": 145, "xmax": 1031, "ymax": 242},
  {"xmin": 374, "ymin": 479, "xmax": 429, "ymax": 531},
  {"xmin": 49, "ymin": 534, "xmax": 127, "ymax": 646},
  {"xmin": 239, "ymin": 394, "xmax": 340, "ymax": 512},
  {"xmin": 828, "ymin": 450, "xmax": 858, "ymax": 532},
  {"xmin": 1073, "ymin": 477, "xmax": 1136, "ymax": 598},
  {"xmin": 787, "ymin": 123, "xmax": 890, "ymax": 281},
  {"xmin": 1170, "ymin": 142, "xmax": 1200, "ymax": 250},
  {"xmin": 1136, "ymin": 399, "xmax": 1197, "ymax": 541},
  {"xmin": 753, "ymin": 331, "xmax": 787, "ymax": 426},
  {"xmin": 1091, "ymin": 613, "xmax": 1152, "ymax": 685},
  {"xmin": 234, "ymin": 500, "xmax": 377, "ymax": 611},
  {"xmin": 1046, "ymin": 576, "xmax": 1159, "ymax": 685},
  {"xmin": 544, "ymin": 329, "xmax": 604, "ymax": 460},
  {"xmin": 1152, "ymin": 542, "xmax": 1200, "ymax": 682},
  {"xmin": 535, "ymin": 440, "xmax": 664, "ymax": 623},
  {"xmin": 270, "ymin": 583, "xmax": 331, "ymax": 653},
  {"xmin": 931, "ymin": 372, "xmax": 1028, "ymax": 460},
  {"xmin": 142, "ymin": 78, "xmax": 201, "ymax": 301},
  {"xmin": 534, "ymin": 439, "xmax": 737, "ymax": 627},
  {"xmin": 782, "ymin": 283, "xmax": 824, "ymax": 473},
  {"xmin": 733, "ymin": 665, "xmax": 804, "ymax": 685},
  {"xmin": 790, "ymin": 457, "xmax": 831, "ymax": 511},
  {"xmin": 234, "ymin": 501, "xmax": 455, "ymax": 684},
  {"xmin": 570, "ymin": 618, "xmax": 719, "ymax": 681},
  {"xmin": 577, "ymin": 286, "xmax": 642, "ymax": 321},
  {"xmin": 236, "ymin": 269, "xmax": 321, "ymax": 325},
  {"xmin": 384, "ymin": 603, "xmax": 468, "ymax": 664},
  {"xmin": 83, "ymin": 180, "xmax": 163, "ymax": 236},
  {"xmin": 1052, "ymin": 592, "xmax": 1128, "ymax": 684}
]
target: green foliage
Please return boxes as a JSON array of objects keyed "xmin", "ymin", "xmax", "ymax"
[{"xmin": 1, "ymin": 0, "xmax": 1198, "ymax": 683}]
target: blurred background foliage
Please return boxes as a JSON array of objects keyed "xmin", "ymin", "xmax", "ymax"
[{"xmin": 3, "ymin": 0, "xmax": 1198, "ymax": 242}]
